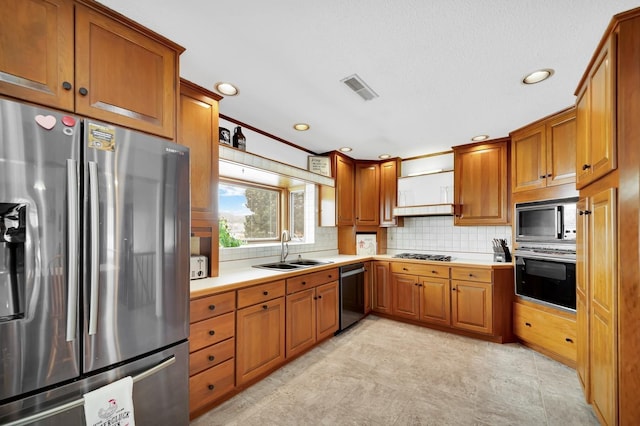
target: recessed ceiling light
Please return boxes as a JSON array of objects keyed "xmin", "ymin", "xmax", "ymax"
[
  {"xmin": 339, "ymin": 147, "xmax": 352, "ymax": 152},
  {"xmin": 471, "ymin": 134, "xmax": 489, "ymax": 142},
  {"xmin": 378, "ymin": 154, "xmax": 391, "ymax": 160},
  {"xmin": 293, "ymin": 123, "xmax": 310, "ymax": 131},
  {"xmin": 522, "ymin": 69, "xmax": 554, "ymax": 85},
  {"xmin": 215, "ymin": 82, "xmax": 239, "ymax": 96}
]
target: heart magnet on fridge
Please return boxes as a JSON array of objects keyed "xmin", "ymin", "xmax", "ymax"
[{"xmin": 35, "ymin": 115, "xmax": 56, "ymax": 130}]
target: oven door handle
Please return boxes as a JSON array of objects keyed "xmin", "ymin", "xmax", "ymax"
[{"xmin": 515, "ymin": 253, "xmax": 576, "ymax": 263}]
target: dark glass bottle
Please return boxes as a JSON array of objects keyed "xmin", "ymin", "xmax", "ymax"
[{"xmin": 232, "ymin": 126, "xmax": 246, "ymax": 151}]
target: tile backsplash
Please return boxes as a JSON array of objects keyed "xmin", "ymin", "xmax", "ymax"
[{"xmin": 386, "ymin": 216, "xmax": 512, "ymax": 255}]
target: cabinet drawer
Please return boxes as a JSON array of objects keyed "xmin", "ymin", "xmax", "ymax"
[
  {"xmin": 390, "ymin": 262, "xmax": 449, "ymax": 279},
  {"xmin": 286, "ymin": 268, "xmax": 339, "ymax": 294},
  {"xmin": 189, "ymin": 358, "xmax": 235, "ymax": 413},
  {"xmin": 189, "ymin": 338, "xmax": 235, "ymax": 376},
  {"xmin": 451, "ymin": 267, "xmax": 492, "ymax": 283},
  {"xmin": 189, "ymin": 312, "xmax": 235, "ymax": 353},
  {"xmin": 190, "ymin": 292, "xmax": 235, "ymax": 324},
  {"xmin": 513, "ymin": 303, "xmax": 577, "ymax": 362},
  {"xmin": 237, "ymin": 280, "xmax": 286, "ymax": 308}
]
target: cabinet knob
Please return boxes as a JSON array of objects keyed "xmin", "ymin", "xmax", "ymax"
[
  {"xmin": 414, "ymin": 283, "xmax": 419, "ymax": 286},
  {"xmin": 451, "ymin": 287, "xmax": 456, "ymax": 291},
  {"xmin": 62, "ymin": 81, "xmax": 72, "ymax": 90},
  {"xmin": 318, "ymin": 295, "xmax": 323, "ymax": 299},
  {"xmin": 263, "ymin": 291, "xmax": 268, "ymax": 295},
  {"xmin": 262, "ymin": 305, "xmax": 268, "ymax": 310},
  {"xmin": 546, "ymin": 173, "xmax": 552, "ymax": 178},
  {"xmin": 431, "ymin": 270, "xmax": 437, "ymax": 274},
  {"xmin": 525, "ymin": 322, "xmax": 532, "ymax": 327},
  {"xmin": 208, "ymin": 355, "xmax": 215, "ymax": 361},
  {"xmin": 582, "ymin": 164, "xmax": 591, "ymax": 170},
  {"xmin": 302, "ymin": 281, "xmax": 306, "ymax": 285},
  {"xmin": 580, "ymin": 210, "xmax": 592, "ymax": 215},
  {"xmin": 208, "ymin": 304, "xmax": 216, "ymax": 311},
  {"xmin": 328, "ymin": 275, "xmax": 333, "ymax": 278},
  {"xmin": 539, "ymin": 175, "xmax": 546, "ymax": 179},
  {"xmin": 314, "ymin": 296, "xmax": 318, "ymax": 300},
  {"xmin": 208, "ymin": 330, "xmax": 215, "ymax": 336},
  {"xmin": 565, "ymin": 338, "xmax": 574, "ymax": 343},
  {"xmin": 402, "ymin": 267, "xmax": 408, "ymax": 271},
  {"xmin": 468, "ymin": 273, "xmax": 474, "ymax": 277},
  {"xmin": 78, "ymin": 87, "xmax": 88, "ymax": 96},
  {"xmin": 208, "ymin": 384, "xmax": 215, "ymax": 391}
]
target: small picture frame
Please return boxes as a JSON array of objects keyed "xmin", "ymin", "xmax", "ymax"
[
  {"xmin": 219, "ymin": 127, "xmax": 231, "ymax": 146},
  {"xmin": 307, "ymin": 156, "xmax": 331, "ymax": 177}
]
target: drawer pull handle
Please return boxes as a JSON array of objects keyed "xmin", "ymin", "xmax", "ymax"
[
  {"xmin": 208, "ymin": 304, "xmax": 216, "ymax": 311},
  {"xmin": 328, "ymin": 275, "xmax": 333, "ymax": 278},
  {"xmin": 468, "ymin": 273, "xmax": 474, "ymax": 277},
  {"xmin": 263, "ymin": 291, "xmax": 269, "ymax": 296},
  {"xmin": 432, "ymin": 270, "xmax": 437, "ymax": 274},
  {"xmin": 208, "ymin": 330, "xmax": 215, "ymax": 336},
  {"xmin": 525, "ymin": 322, "xmax": 532, "ymax": 327},
  {"xmin": 565, "ymin": 338, "xmax": 574, "ymax": 343},
  {"xmin": 208, "ymin": 355, "xmax": 215, "ymax": 361},
  {"xmin": 208, "ymin": 384, "xmax": 215, "ymax": 391},
  {"xmin": 582, "ymin": 163, "xmax": 591, "ymax": 170},
  {"xmin": 402, "ymin": 267, "xmax": 408, "ymax": 271},
  {"xmin": 262, "ymin": 305, "xmax": 268, "ymax": 310}
]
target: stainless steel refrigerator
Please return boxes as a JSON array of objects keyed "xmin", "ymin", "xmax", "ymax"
[{"xmin": 0, "ymin": 96, "xmax": 190, "ymax": 425}]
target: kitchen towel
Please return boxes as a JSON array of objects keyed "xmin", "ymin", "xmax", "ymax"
[{"xmin": 83, "ymin": 376, "xmax": 135, "ymax": 426}]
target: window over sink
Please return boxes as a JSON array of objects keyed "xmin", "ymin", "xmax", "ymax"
[{"xmin": 218, "ymin": 179, "xmax": 314, "ymax": 247}]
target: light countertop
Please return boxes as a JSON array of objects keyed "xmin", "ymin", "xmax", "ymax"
[{"xmin": 189, "ymin": 254, "xmax": 513, "ymax": 299}]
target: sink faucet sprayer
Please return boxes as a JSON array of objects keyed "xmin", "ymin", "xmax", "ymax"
[{"xmin": 280, "ymin": 230, "xmax": 290, "ymax": 262}]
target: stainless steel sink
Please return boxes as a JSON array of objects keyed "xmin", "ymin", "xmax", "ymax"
[{"xmin": 253, "ymin": 259, "xmax": 333, "ymax": 271}]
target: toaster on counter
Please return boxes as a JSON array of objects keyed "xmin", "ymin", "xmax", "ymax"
[{"xmin": 190, "ymin": 255, "xmax": 208, "ymax": 280}]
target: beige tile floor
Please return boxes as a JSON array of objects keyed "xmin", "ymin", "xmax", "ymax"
[{"xmin": 191, "ymin": 316, "xmax": 598, "ymax": 426}]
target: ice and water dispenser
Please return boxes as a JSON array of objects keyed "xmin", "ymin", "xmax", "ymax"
[{"xmin": 0, "ymin": 203, "xmax": 26, "ymax": 321}]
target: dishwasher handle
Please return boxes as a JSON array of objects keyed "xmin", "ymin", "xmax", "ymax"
[{"xmin": 341, "ymin": 267, "xmax": 366, "ymax": 278}]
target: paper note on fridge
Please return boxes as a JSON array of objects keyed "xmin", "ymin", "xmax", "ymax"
[{"xmin": 83, "ymin": 376, "xmax": 135, "ymax": 426}]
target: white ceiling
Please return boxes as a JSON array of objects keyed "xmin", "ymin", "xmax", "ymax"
[{"xmin": 100, "ymin": 0, "xmax": 640, "ymax": 160}]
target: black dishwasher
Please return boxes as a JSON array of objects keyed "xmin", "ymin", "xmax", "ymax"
[{"xmin": 337, "ymin": 263, "xmax": 366, "ymax": 333}]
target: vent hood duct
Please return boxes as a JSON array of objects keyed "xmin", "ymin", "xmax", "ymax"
[{"xmin": 341, "ymin": 74, "xmax": 379, "ymax": 101}]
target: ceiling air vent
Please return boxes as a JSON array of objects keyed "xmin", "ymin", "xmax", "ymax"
[{"xmin": 341, "ymin": 74, "xmax": 379, "ymax": 101}]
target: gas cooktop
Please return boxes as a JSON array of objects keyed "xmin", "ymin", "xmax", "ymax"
[{"xmin": 393, "ymin": 253, "xmax": 452, "ymax": 262}]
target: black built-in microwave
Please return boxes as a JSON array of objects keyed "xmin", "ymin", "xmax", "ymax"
[{"xmin": 515, "ymin": 198, "xmax": 578, "ymax": 243}]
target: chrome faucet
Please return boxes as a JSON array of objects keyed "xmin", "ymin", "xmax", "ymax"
[{"xmin": 280, "ymin": 230, "xmax": 290, "ymax": 262}]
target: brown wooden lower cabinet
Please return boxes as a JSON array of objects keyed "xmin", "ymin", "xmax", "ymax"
[
  {"xmin": 372, "ymin": 261, "xmax": 392, "ymax": 313},
  {"xmin": 381, "ymin": 262, "xmax": 513, "ymax": 342},
  {"xmin": 188, "ymin": 291, "xmax": 236, "ymax": 417},
  {"xmin": 513, "ymin": 301, "xmax": 577, "ymax": 365},
  {"xmin": 235, "ymin": 280, "xmax": 286, "ymax": 386}
]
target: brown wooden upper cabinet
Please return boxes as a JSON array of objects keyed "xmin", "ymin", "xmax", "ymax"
[
  {"xmin": 178, "ymin": 79, "xmax": 221, "ymax": 222},
  {"xmin": 379, "ymin": 159, "xmax": 401, "ymax": 227},
  {"xmin": 510, "ymin": 108, "xmax": 576, "ymax": 193},
  {"xmin": 575, "ymin": 35, "xmax": 616, "ymax": 189},
  {"xmin": 333, "ymin": 153, "xmax": 355, "ymax": 226},
  {"xmin": 453, "ymin": 139, "xmax": 510, "ymax": 225},
  {"xmin": 0, "ymin": 0, "xmax": 183, "ymax": 139},
  {"xmin": 355, "ymin": 162, "xmax": 380, "ymax": 226}
]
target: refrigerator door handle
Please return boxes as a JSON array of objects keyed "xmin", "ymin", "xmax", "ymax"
[
  {"xmin": 88, "ymin": 161, "xmax": 100, "ymax": 335},
  {"xmin": 2, "ymin": 356, "xmax": 176, "ymax": 426},
  {"xmin": 66, "ymin": 159, "xmax": 79, "ymax": 342}
]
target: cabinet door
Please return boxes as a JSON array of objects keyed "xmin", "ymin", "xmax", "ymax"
[
  {"xmin": 588, "ymin": 188, "xmax": 617, "ymax": 425},
  {"xmin": 335, "ymin": 154, "xmax": 355, "ymax": 225},
  {"xmin": 576, "ymin": 198, "xmax": 590, "ymax": 399},
  {"xmin": 391, "ymin": 274, "xmax": 420, "ymax": 320},
  {"xmin": 355, "ymin": 162, "xmax": 380, "ymax": 225},
  {"xmin": 420, "ymin": 277, "xmax": 451, "ymax": 326},
  {"xmin": 372, "ymin": 262, "xmax": 392, "ymax": 314},
  {"xmin": 379, "ymin": 159, "xmax": 400, "ymax": 226},
  {"xmin": 364, "ymin": 261, "xmax": 372, "ymax": 314},
  {"xmin": 546, "ymin": 110, "xmax": 576, "ymax": 186},
  {"xmin": 75, "ymin": 4, "xmax": 179, "ymax": 138},
  {"xmin": 576, "ymin": 37, "xmax": 616, "ymax": 188},
  {"xmin": 316, "ymin": 281, "xmax": 339, "ymax": 341},
  {"xmin": 0, "ymin": 0, "xmax": 74, "ymax": 111},
  {"xmin": 178, "ymin": 81, "xmax": 220, "ymax": 222},
  {"xmin": 286, "ymin": 289, "xmax": 316, "ymax": 359},
  {"xmin": 236, "ymin": 297, "xmax": 285, "ymax": 385},
  {"xmin": 454, "ymin": 140, "xmax": 509, "ymax": 225},
  {"xmin": 511, "ymin": 124, "xmax": 546, "ymax": 193},
  {"xmin": 451, "ymin": 281, "xmax": 492, "ymax": 334}
]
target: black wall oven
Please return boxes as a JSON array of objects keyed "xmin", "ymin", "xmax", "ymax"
[{"xmin": 515, "ymin": 252, "xmax": 576, "ymax": 311}]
